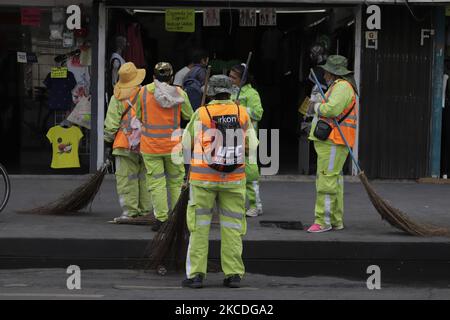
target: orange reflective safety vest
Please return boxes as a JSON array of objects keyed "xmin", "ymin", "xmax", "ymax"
[
  {"xmin": 139, "ymin": 85, "xmax": 183, "ymax": 154},
  {"xmin": 113, "ymin": 92, "xmax": 139, "ymax": 150},
  {"xmin": 190, "ymin": 103, "xmax": 250, "ymax": 183},
  {"xmin": 321, "ymin": 79, "xmax": 357, "ymax": 148}
]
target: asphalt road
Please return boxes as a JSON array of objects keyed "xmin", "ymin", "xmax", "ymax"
[{"xmin": 0, "ymin": 269, "xmax": 449, "ymax": 300}]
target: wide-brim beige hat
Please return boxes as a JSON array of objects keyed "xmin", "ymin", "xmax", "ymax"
[{"xmin": 115, "ymin": 62, "xmax": 146, "ymax": 89}]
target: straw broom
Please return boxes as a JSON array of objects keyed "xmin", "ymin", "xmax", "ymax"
[
  {"xmin": 310, "ymin": 69, "xmax": 449, "ymax": 237},
  {"xmin": 20, "ymin": 160, "xmax": 111, "ymax": 215},
  {"xmin": 148, "ymin": 66, "xmax": 213, "ymax": 273}
]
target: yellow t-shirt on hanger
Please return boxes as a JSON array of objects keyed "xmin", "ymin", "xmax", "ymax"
[{"xmin": 46, "ymin": 125, "xmax": 84, "ymax": 169}]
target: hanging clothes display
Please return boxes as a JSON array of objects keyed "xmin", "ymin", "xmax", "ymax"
[
  {"xmin": 46, "ymin": 124, "xmax": 83, "ymax": 169},
  {"xmin": 124, "ymin": 23, "xmax": 146, "ymax": 68},
  {"xmin": 67, "ymin": 55, "xmax": 91, "ymax": 104},
  {"xmin": 43, "ymin": 71, "xmax": 77, "ymax": 110}
]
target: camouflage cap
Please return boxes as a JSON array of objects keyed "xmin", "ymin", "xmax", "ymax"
[
  {"xmin": 207, "ymin": 75, "xmax": 233, "ymax": 96},
  {"xmin": 154, "ymin": 62, "xmax": 174, "ymax": 77},
  {"xmin": 319, "ymin": 55, "xmax": 352, "ymax": 76}
]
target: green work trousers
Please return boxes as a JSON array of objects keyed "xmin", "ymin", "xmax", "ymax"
[
  {"xmin": 245, "ymin": 156, "xmax": 262, "ymax": 210},
  {"xmin": 115, "ymin": 153, "xmax": 152, "ymax": 217},
  {"xmin": 313, "ymin": 141, "xmax": 349, "ymax": 228},
  {"xmin": 142, "ymin": 154, "xmax": 185, "ymax": 222},
  {"xmin": 186, "ymin": 183, "xmax": 247, "ymax": 279}
]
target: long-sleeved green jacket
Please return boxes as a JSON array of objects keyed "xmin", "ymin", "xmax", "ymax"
[
  {"xmin": 232, "ymin": 84, "xmax": 263, "ymax": 130},
  {"xmin": 308, "ymin": 79, "xmax": 355, "ymax": 144}
]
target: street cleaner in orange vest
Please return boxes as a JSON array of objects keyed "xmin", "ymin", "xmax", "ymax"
[
  {"xmin": 181, "ymin": 75, "xmax": 258, "ymax": 289},
  {"xmin": 307, "ymin": 55, "xmax": 357, "ymax": 233},
  {"xmin": 137, "ymin": 62, "xmax": 194, "ymax": 232},
  {"xmin": 104, "ymin": 62, "xmax": 153, "ymax": 222}
]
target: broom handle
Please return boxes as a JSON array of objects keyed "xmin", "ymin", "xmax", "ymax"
[
  {"xmin": 310, "ymin": 68, "xmax": 362, "ymax": 174},
  {"xmin": 236, "ymin": 52, "xmax": 253, "ymax": 102},
  {"xmin": 201, "ymin": 65, "xmax": 212, "ymax": 106}
]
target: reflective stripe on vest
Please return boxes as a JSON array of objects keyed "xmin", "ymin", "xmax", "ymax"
[
  {"xmin": 320, "ymin": 80, "xmax": 357, "ymax": 148},
  {"xmin": 140, "ymin": 85, "xmax": 182, "ymax": 154},
  {"xmin": 190, "ymin": 103, "xmax": 248, "ymax": 183}
]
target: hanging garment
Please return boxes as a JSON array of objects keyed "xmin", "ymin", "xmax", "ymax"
[
  {"xmin": 67, "ymin": 56, "xmax": 91, "ymax": 104},
  {"xmin": 46, "ymin": 125, "xmax": 83, "ymax": 168},
  {"xmin": 43, "ymin": 71, "xmax": 77, "ymax": 110},
  {"xmin": 124, "ymin": 23, "xmax": 146, "ymax": 68}
]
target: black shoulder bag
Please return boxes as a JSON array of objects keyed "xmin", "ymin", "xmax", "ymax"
[{"xmin": 313, "ymin": 106, "xmax": 354, "ymax": 141}]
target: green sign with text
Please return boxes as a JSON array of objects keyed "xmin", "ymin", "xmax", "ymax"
[{"xmin": 165, "ymin": 9, "xmax": 195, "ymax": 33}]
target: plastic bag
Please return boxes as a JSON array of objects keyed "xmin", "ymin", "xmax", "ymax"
[
  {"xmin": 67, "ymin": 96, "xmax": 91, "ymax": 129},
  {"xmin": 128, "ymin": 116, "xmax": 142, "ymax": 152},
  {"xmin": 154, "ymin": 79, "xmax": 184, "ymax": 108}
]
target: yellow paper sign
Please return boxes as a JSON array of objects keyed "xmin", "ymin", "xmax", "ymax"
[
  {"xmin": 446, "ymin": 6, "xmax": 450, "ymax": 16},
  {"xmin": 51, "ymin": 67, "xmax": 68, "ymax": 78},
  {"xmin": 298, "ymin": 96, "xmax": 310, "ymax": 116},
  {"xmin": 165, "ymin": 9, "xmax": 195, "ymax": 33}
]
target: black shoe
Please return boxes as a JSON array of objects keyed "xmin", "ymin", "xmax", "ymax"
[
  {"xmin": 182, "ymin": 274, "xmax": 203, "ymax": 289},
  {"xmin": 151, "ymin": 219, "xmax": 165, "ymax": 232},
  {"xmin": 223, "ymin": 275, "xmax": 241, "ymax": 288}
]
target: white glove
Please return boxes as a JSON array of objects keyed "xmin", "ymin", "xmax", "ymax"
[
  {"xmin": 310, "ymin": 92, "xmax": 323, "ymax": 103},
  {"xmin": 314, "ymin": 102, "xmax": 321, "ymax": 114}
]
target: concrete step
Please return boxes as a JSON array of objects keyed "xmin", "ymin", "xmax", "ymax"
[{"xmin": 1, "ymin": 237, "xmax": 449, "ymax": 283}]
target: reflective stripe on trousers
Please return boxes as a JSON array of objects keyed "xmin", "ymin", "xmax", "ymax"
[{"xmin": 324, "ymin": 145, "xmax": 337, "ymax": 226}]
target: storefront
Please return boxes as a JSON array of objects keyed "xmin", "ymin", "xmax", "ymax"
[
  {"xmin": 94, "ymin": 1, "xmax": 359, "ymax": 175},
  {"xmin": 0, "ymin": 0, "xmax": 93, "ymax": 174},
  {"xmin": 1, "ymin": 0, "xmax": 448, "ymax": 179}
]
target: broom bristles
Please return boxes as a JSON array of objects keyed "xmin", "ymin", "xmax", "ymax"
[
  {"xmin": 20, "ymin": 163, "xmax": 109, "ymax": 215},
  {"xmin": 146, "ymin": 183, "xmax": 190, "ymax": 271},
  {"xmin": 359, "ymin": 172, "xmax": 450, "ymax": 237}
]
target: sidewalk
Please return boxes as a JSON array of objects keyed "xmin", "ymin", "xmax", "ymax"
[{"xmin": 1, "ymin": 176, "xmax": 450, "ymax": 281}]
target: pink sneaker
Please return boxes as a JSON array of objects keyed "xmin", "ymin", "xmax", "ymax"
[{"xmin": 307, "ymin": 223, "xmax": 332, "ymax": 233}]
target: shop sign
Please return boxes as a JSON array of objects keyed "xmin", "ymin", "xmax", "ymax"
[
  {"xmin": 51, "ymin": 67, "xmax": 68, "ymax": 79},
  {"xmin": 259, "ymin": 8, "xmax": 277, "ymax": 26},
  {"xmin": 365, "ymin": 31, "xmax": 378, "ymax": 50},
  {"xmin": 16, "ymin": 52, "xmax": 38, "ymax": 64},
  {"xmin": 17, "ymin": 52, "xmax": 27, "ymax": 64},
  {"xmin": 420, "ymin": 29, "xmax": 435, "ymax": 46},
  {"xmin": 165, "ymin": 9, "xmax": 195, "ymax": 33},
  {"xmin": 27, "ymin": 52, "xmax": 38, "ymax": 64},
  {"xmin": 366, "ymin": 5, "xmax": 380, "ymax": 50},
  {"xmin": 366, "ymin": 5, "xmax": 381, "ymax": 30},
  {"xmin": 66, "ymin": 5, "xmax": 81, "ymax": 30},
  {"xmin": 203, "ymin": 8, "xmax": 220, "ymax": 27},
  {"xmin": 239, "ymin": 9, "xmax": 257, "ymax": 27},
  {"xmin": 21, "ymin": 8, "xmax": 41, "ymax": 27}
]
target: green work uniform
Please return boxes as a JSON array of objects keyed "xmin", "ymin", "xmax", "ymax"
[
  {"xmin": 232, "ymin": 84, "xmax": 264, "ymax": 210},
  {"xmin": 137, "ymin": 83, "xmax": 194, "ymax": 222},
  {"xmin": 308, "ymin": 80, "xmax": 355, "ymax": 228},
  {"xmin": 104, "ymin": 95, "xmax": 152, "ymax": 217},
  {"xmin": 182, "ymin": 101, "xmax": 258, "ymax": 279}
]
